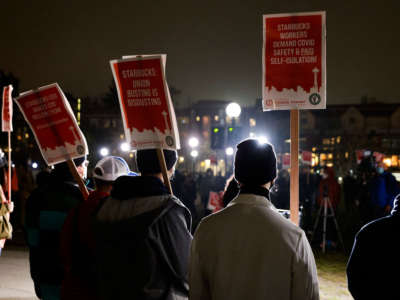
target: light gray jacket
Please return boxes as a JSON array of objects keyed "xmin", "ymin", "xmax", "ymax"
[{"xmin": 189, "ymin": 193, "xmax": 319, "ymax": 300}]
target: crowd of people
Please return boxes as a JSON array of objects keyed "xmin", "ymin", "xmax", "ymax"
[{"xmin": 0, "ymin": 139, "xmax": 399, "ymax": 300}]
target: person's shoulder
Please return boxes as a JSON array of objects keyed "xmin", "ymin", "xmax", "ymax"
[{"xmin": 357, "ymin": 215, "xmax": 394, "ymax": 238}]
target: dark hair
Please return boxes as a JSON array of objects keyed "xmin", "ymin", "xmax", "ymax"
[{"xmin": 136, "ymin": 149, "xmax": 177, "ymax": 174}]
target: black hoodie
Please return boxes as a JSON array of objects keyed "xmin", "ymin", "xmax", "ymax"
[{"xmin": 94, "ymin": 175, "xmax": 192, "ymax": 300}]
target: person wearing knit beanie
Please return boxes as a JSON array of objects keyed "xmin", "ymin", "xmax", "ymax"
[
  {"xmin": 190, "ymin": 138, "xmax": 319, "ymax": 300},
  {"xmin": 234, "ymin": 139, "xmax": 277, "ymax": 186}
]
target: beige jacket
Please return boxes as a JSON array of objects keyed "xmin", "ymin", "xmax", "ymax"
[{"xmin": 189, "ymin": 193, "xmax": 319, "ymax": 300}]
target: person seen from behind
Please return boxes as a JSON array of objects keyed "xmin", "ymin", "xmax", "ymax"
[
  {"xmin": 60, "ymin": 156, "xmax": 133, "ymax": 300},
  {"xmin": 94, "ymin": 149, "xmax": 192, "ymax": 300},
  {"xmin": 189, "ymin": 139, "xmax": 319, "ymax": 300},
  {"xmin": 24, "ymin": 157, "xmax": 88, "ymax": 300},
  {"xmin": 347, "ymin": 194, "xmax": 400, "ymax": 300}
]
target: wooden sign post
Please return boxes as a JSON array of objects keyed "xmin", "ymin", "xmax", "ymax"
[
  {"xmin": 156, "ymin": 149, "xmax": 173, "ymax": 194},
  {"xmin": 290, "ymin": 110, "xmax": 299, "ymax": 225},
  {"xmin": 67, "ymin": 159, "xmax": 89, "ymax": 200}
]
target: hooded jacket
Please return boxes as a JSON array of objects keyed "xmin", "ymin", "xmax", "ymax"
[
  {"xmin": 347, "ymin": 195, "xmax": 400, "ymax": 300},
  {"xmin": 94, "ymin": 175, "xmax": 192, "ymax": 300}
]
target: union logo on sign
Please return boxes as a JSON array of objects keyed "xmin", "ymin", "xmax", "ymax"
[{"xmin": 309, "ymin": 93, "xmax": 321, "ymax": 105}]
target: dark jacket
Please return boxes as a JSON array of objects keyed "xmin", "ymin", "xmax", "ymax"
[
  {"xmin": 94, "ymin": 175, "xmax": 192, "ymax": 300},
  {"xmin": 346, "ymin": 195, "xmax": 400, "ymax": 300},
  {"xmin": 25, "ymin": 166, "xmax": 84, "ymax": 294}
]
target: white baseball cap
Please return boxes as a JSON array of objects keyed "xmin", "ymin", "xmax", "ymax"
[{"xmin": 92, "ymin": 156, "xmax": 132, "ymax": 181}]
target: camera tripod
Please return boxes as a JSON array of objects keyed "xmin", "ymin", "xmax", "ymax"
[{"xmin": 311, "ymin": 196, "xmax": 345, "ymax": 253}]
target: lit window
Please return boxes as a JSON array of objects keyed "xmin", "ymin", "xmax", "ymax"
[
  {"xmin": 120, "ymin": 134, "xmax": 124, "ymax": 139},
  {"xmin": 328, "ymin": 153, "xmax": 333, "ymax": 160},
  {"xmin": 392, "ymin": 155, "xmax": 398, "ymax": 167},
  {"xmin": 214, "ymin": 115, "xmax": 219, "ymax": 121},
  {"xmin": 322, "ymin": 138, "xmax": 330, "ymax": 145},
  {"xmin": 327, "ymin": 162, "xmax": 333, "ymax": 167},
  {"xmin": 179, "ymin": 156, "xmax": 185, "ymax": 163},
  {"xmin": 345, "ymin": 152, "xmax": 349, "ymax": 158},
  {"xmin": 336, "ymin": 136, "xmax": 341, "ymax": 144},
  {"xmin": 196, "ymin": 116, "xmax": 201, "ymax": 122},
  {"xmin": 25, "ymin": 133, "xmax": 29, "ymax": 139},
  {"xmin": 249, "ymin": 118, "xmax": 256, "ymax": 127},
  {"xmin": 320, "ymin": 153, "xmax": 327, "ymax": 161},
  {"xmin": 312, "ymin": 147, "xmax": 316, "ymax": 152}
]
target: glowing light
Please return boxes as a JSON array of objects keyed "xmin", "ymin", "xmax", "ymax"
[
  {"xmin": 120, "ymin": 142, "xmax": 130, "ymax": 152},
  {"xmin": 100, "ymin": 147, "xmax": 109, "ymax": 157},
  {"xmin": 383, "ymin": 158, "xmax": 392, "ymax": 167},
  {"xmin": 225, "ymin": 102, "xmax": 241, "ymax": 118},
  {"xmin": 190, "ymin": 150, "xmax": 199, "ymax": 158},
  {"xmin": 179, "ymin": 156, "xmax": 185, "ymax": 163},
  {"xmin": 188, "ymin": 137, "xmax": 199, "ymax": 148},
  {"xmin": 32, "ymin": 162, "xmax": 38, "ymax": 169},
  {"xmin": 257, "ymin": 136, "xmax": 269, "ymax": 144},
  {"xmin": 225, "ymin": 147, "xmax": 234, "ymax": 156}
]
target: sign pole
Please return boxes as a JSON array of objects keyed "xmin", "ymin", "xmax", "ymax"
[
  {"xmin": 66, "ymin": 159, "xmax": 89, "ymax": 200},
  {"xmin": 290, "ymin": 109, "xmax": 299, "ymax": 225},
  {"xmin": 7, "ymin": 132, "xmax": 11, "ymax": 203},
  {"xmin": 156, "ymin": 148, "xmax": 173, "ymax": 195}
]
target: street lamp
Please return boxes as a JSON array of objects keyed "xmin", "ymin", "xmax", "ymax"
[
  {"xmin": 32, "ymin": 162, "xmax": 38, "ymax": 169},
  {"xmin": 226, "ymin": 102, "xmax": 241, "ymax": 118},
  {"xmin": 188, "ymin": 137, "xmax": 199, "ymax": 148},
  {"xmin": 225, "ymin": 147, "xmax": 234, "ymax": 156},
  {"xmin": 100, "ymin": 147, "xmax": 109, "ymax": 157},
  {"xmin": 120, "ymin": 142, "xmax": 130, "ymax": 152},
  {"xmin": 190, "ymin": 150, "xmax": 199, "ymax": 158}
]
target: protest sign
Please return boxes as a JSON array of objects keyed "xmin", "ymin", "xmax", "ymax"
[
  {"xmin": 110, "ymin": 55, "xmax": 180, "ymax": 150},
  {"xmin": 207, "ymin": 191, "xmax": 224, "ymax": 213},
  {"xmin": 263, "ymin": 11, "xmax": 326, "ymax": 111},
  {"xmin": 282, "ymin": 153, "xmax": 291, "ymax": 169},
  {"xmin": 301, "ymin": 150, "xmax": 312, "ymax": 165},
  {"xmin": 14, "ymin": 83, "xmax": 88, "ymax": 166},
  {"xmin": 2, "ymin": 85, "xmax": 13, "ymax": 132}
]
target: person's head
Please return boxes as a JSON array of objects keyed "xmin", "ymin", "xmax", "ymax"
[
  {"xmin": 92, "ymin": 156, "xmax": 131, "ymax": 190},
  {"xmin": 136, "ymin": 149, "xmax": 177, "ymax": 181},
  {"xmin": 376, "ymin": 162, "xmax": 386, "ymax": 175},
  {"xmin": 53, "ymin": 156, "xmax": 88, "ymax": 180},
  {"xmin": 206, "ymin": 168, "xmax": 213, "ymax": 177},
  {"xmin": 234, "ymin": 139, "xmax": 277, "ymax": 189}
]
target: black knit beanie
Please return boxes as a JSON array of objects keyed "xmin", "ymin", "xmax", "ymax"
[
  {"xmin": 234, "ymin": 139, "xmax": 277, "ymax": 186},
  {"xmin": 136, "ymin": 149, "xmax": 177, "ymax": 174}
]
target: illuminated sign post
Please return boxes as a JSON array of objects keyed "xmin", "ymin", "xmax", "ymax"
[{"xmin": 262, "ymin": 11, "xmax": 326, "ymax": 224}]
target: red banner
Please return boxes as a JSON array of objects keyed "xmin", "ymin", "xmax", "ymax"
[
  {"xmin": 263, "ymin": 11, "xmax": 326, "ymax": 110},
  {"xmin": 110, "ymin": 55, "xmax": 180, "ymax": 150},
  {"xmin": 15, "ymin": 83, "xmax": 88, "ymax": 165},
  {"xmin": 2, "ymin": 85, "xmax": 13, "ymax": 132}
]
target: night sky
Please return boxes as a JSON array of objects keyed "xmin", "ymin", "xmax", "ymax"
[{"xmin": 1, "ymin": 1, "xmax": 400, "ymax": 107}]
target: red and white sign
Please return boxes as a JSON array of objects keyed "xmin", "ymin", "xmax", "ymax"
[
  {"xmin": 2, "ymin": 85, "xmax": 13, "ymax": 132},
  {"xmin": 263, "ymin": 11, "xmax": 326, "ymax": 111},
  {"xmin": 301, "ymin": 150, "xmax": 312, "ymax": 165},
  {"xmin": 282, "ymin": 153, "xmax": 291, "ymax": 169},
  {"xmin": 15, "ymin": 83, "xmax": 88, "ymax": 165},
  {"xmin": 110, "ymin": 55, "xmax": 180, "ymax": 150},
  {"xmin": 207, "ymin": 191, "xmax": 224, "ymax": 213}
]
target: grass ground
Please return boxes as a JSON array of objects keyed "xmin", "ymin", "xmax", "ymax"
[{"xmin": 315, "ymin": 251, "xmax": 353, "ymax": 300}]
